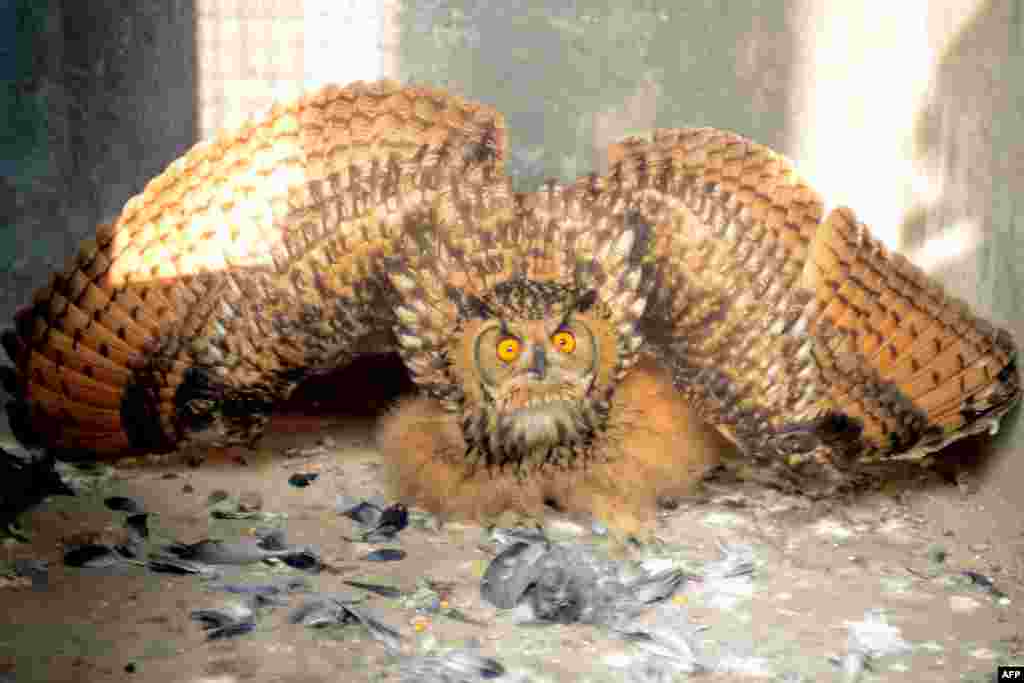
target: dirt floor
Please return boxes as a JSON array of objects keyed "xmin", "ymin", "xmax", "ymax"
[{"xmin": 1, "ymin": 376, "xmax": 1023, "ymax": 682}]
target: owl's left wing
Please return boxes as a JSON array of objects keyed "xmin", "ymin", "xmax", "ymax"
[
  {"xmin": 1, "ymin": 81, "xmax": 510, "ymax": 457},
  {"xmin": 580, "ymin": 129, "xmax": 1020, "ymax": 490}
]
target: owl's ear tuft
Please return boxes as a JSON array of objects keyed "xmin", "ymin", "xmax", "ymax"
[
  {"xmin": 574, "ymin": 289, "xmax": 599, "ymax": 313},
  {"xmin": 451, "ymin": 289, "xmax": 496, "ymax": 320},
  {"xmin": 624, "ymin": 209, "xmax": 653, "ymax": 265}
]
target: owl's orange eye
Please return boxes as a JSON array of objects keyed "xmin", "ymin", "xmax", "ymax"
[
  {"xmin": 496, "ymin": 337, "xmax": 521, "ymax": 363},
  {"xmin": 551, "ymin": 330, "xmax": 576, "ymax": 354}
]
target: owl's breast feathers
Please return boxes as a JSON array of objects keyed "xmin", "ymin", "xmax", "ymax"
[
  {"xmin": 0, "ymin": 81, "xmax": 1018, "ymax": 499},
  {"xmin": 377, "ymin": 357, "xmax": 725, "ymax": 531}
]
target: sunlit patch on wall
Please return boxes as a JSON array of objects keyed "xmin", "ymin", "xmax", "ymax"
[
  {"xmin": 785, "ymin": 1, "xmax": 964, "ymax": 251},
  {"xmin": 903, "ymin": 220, "xmax": 979, "ymax": 273}
]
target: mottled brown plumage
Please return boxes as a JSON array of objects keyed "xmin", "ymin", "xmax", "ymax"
[
  {"xmin": 378, "ymin": 356, "xmax": 726, "ymax": 536},
  {"xmin": 2, "ymin": 81, "xmax": 1019, "ymax": 528}
]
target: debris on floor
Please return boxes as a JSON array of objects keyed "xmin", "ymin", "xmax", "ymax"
[{"xmin": 0, "ymin": 417, "xmax": 1021, "ymax": 682}]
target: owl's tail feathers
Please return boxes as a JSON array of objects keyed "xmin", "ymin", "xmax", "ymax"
[
  {"xmin": 801, "ymin": 207, "xmax": 1021, "ymax": 455},
  {"xmin": 1, "ymin": 242, "xmax": 182, "ymax": 458}
]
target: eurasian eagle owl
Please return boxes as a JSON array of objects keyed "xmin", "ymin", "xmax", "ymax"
[{"xmin": 2, "ymin": 81, "xmax": 1019, "ymax": 536}]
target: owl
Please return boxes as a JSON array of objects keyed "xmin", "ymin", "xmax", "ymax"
[{"xmin": 2, "ymin": 80, "xmax": 1019, "ymax": 537}]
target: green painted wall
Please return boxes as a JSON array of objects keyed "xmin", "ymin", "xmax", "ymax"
[
  {"xmin": 396, "ymin": 0, "xmax": 798, "ymax": 191},
  {"xmin": 1, "ymin": 0, "xmax": 53, "ymax": 273}
]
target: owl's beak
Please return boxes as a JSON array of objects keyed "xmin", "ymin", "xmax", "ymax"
[{"xmin": 527, "ymin": 345, "xmax": 547, "ymax": 379}]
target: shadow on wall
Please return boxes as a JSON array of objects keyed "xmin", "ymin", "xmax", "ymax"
[
  {"xmin": 904, "ymin": 0, "xmax": 1023, "ymax": 486},
  {"xmin": 1, "ymin": 1, "xmax": 55, "ymax": 278},
  {"xmin": 0, "ymin": 0, "xmax": 197, "ymax": 322},
  {"xmin": 904, "ymin": 0, "xmax": 1023, "ymax": 327}
]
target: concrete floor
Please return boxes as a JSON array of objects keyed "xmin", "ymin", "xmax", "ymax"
[{"xmin": 1, "ymin": 380, "xmax": 1021, "ymax": 682}]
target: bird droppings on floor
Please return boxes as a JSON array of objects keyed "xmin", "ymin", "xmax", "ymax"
[{"xmin": 1, "ymin": 414, "xmax": 1022, "ymax": 682}]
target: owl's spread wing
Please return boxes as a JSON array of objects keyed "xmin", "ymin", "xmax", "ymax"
[
  {"xmin": 1, "ymin": 81, "xmax": 509, "ymax": 456},
  {"xmin": 2, "ymin": 81, "xmax": 1019, "ymax": 485},
  {"xmin": 593, "ymin": 129, "xmax": 1020, "ymax": 488}
]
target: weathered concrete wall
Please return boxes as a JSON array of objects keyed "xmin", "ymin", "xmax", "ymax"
[
  {"xmin": 0, "ymin": 0, "xmax": 196, "ymax": 318},
  {"xmin": 395, "ymin": 1, "xmax": 801, "ymax": 190}
]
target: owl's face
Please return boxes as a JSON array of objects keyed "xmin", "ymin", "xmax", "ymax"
[
  {"xmin": 446, "ymin": 279, "xmax": 621, "ymax": 460},
  {"xmin": 471, "ymin": 310, "xmax": 599, "ymax": 452}
]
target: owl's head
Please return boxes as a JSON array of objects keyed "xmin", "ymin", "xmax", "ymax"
[
  {"xmin": 386, "ymin": 207, "xmax": 650, "ymax": 467},
  {"xmin": 448, "ymin": 279, "xmax": 615, "ymax": 461}
]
